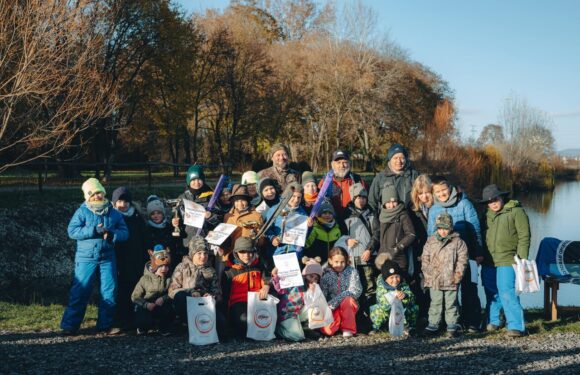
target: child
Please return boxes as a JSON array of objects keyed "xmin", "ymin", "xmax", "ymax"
[
  {"xmin": 168, "ymin": 236, "xmax": 225, "ymax": 337},
  {"xmin": 421, "ymin": 213, "xmax": 468, "ymax": 337},
  {"xmin": 301, "ymin": 257, "xmax": 324, "ymax": 339},
  {"xmin": 255, "ymin": 178, "xmax": 281, "ymax": 217},
  {"xmin": 270, "ymin": 266, "xmax": 306, "ymax": 342},
  {"xmin": 241, "ymin": 171, "xmax": 260, "ymax": 202},
  {"xmin": 222, "ymin": 237, "xmax": 270, "ymax": 339},
  {"xmin": 320, "ymin": 246, "xmax": 362, "ymax": 337},
  {"xmin": 144, "ymin": 196, "xmax": 185, "ymax": 268},
  {"xmin": 427, "ymin": 176, "xmax": 483, "ymax": 332},
  {"xmin": 373, "ymin": 186, "xmax": 416, "ymax": 273},
  {"xmin": 301, "ymin": 171, "xmax": 318, "ymax": 216},
  {"xmin": 304, "ymin": 202, "xmax": 342, "ymax": 265},
  {"xmin": 370, "ymin": 256, "xmax": 418, "ymax": 334},
  {"xmin": 131, "ymin": 245, "xmax": 174, "ymax": 335},
  {"xmin": 61, "ymin": 178, "xmax": 129, "ymax": 335}
]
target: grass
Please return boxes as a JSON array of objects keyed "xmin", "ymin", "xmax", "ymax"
[{"xmin": 0, "ymin": 301, "xmax": 97, "ymax": 332}]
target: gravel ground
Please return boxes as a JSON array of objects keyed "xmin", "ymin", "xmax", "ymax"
[{"xmin": 1, "ymin": 329, "xmax": 579, "ymax": 374}]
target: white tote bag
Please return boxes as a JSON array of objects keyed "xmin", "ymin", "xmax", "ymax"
[
  {"xmin": 513, "ymin": 255, "xmax": 540, "ymax": 294},
  {"xmin": 385, "ymin": 291, "xmax": 405, "ymax": 337},
  {"xmin": 304, "ymin": 284, "xmax": 334, "ymax": 329},
  {"xmin": 246, "ymin": 292, "xmax": 279, "ymax": 341},
  {"xmin": 187, "ymin": 296, "xmax": 219, "ymax": 345}
]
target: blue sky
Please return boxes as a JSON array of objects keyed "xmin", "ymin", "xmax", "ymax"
[{"xmin": 176, "ymin": 0, "xmax": 580, "ymax": 151}]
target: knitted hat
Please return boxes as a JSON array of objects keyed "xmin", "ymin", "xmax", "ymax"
[
  {"xmin": 282, "ymin": 182, "xmax": 304, "ymax": 199},
  {"xmin": 234, "ymin": 237, "xmax": 256, "ymax": 252},
  {"xmin": 188, "ymin": 236, "xmax": 208, "ymax": 256},
  {"xmin": 241, "ymin": 171, "xmax": 259, "ymax": 185},
  {"xmin": 381, "ymin": 260, "xmax": 402, "ymax": 280},
  {"xmin": 349, "ymin": 183, "xmax": 367, "ymax": 201},
  {"xmin": 230, "ymin": 184, "xmax": 252, "ymax": 202},
  {"xmin": 186, "ymin": 165, "xmax": 205, "ymax": 185},
  {"xmin": 259, "ymin": 178, "xmax": 279, "ymax": 197},
  {"xmin": 148, "ymin": 244, "xmax": 171, "ymax": 272},
  {"xmin": 269, "ymin": 143, "xmax": 290, "ymax": 159},
  {"xmin": 302, "ymin": 257, "xmax": 323, "ymax": 276},
  {"xmin": 301, "ymin": 171, "xmax": 317, "ymax": 187},
  {"xmin": 111, "ymin": 186, "xmax": 132, "ymax": 204},
  {"xmin": 387, "ymin": 143, "xmax": 408, "ymax": 161},
  {"xmin": 318, "ymin": 201, "xmax": 335, "ymax": 216},
  {"xmin": 381, "ymin": 185, "xmax": 399, "ymax": 203},
  {"xmin": 81, "ymin": 178, "xmax": 106, "ymax": 201},
  {"xmin": 147, "ymin": 199, "xmax": 165, "ymax": 216},
  {"xmin": 435, "ymin": 213, "xmax": 453, "ymax": 230}
]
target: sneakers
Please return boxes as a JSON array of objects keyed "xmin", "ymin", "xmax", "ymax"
[
  {"xmin": 107, "ymin": 327, "xmax": 122, "ymax": 336},
  {"xmin": 423, "ymin": 325, "xmax": 439, "ymax": 336},
  {"xmin": 467, "ymin": 325, "xmax": 480, "ymax": 334},
  {"xmin": 486, "ymin": 324, "xmax": 500, "ymax": 332},
  {"xmin": 342, "ymin": 330, "xmax": 354, "ymax": 338},
  {"xmin": 506, "ymin": 330, "xmax": 524, "ymax": 338},
  {"xmin": 446, "ymin": 329, "xmax": 459, "ymax": 338}
]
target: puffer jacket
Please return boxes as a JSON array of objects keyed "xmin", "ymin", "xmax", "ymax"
[
  {"xmin": 304, "ymin": 221, "xmax": 342, "ymax": 265},
  {"xmin": 222, "ymin": 254, "xmax": 265, "ymax": 308},
  {"xmin": 266, "ymin": 205, "xmax": 308, "ymax": 256},
  {"xmin": 168, "ymin": 256, "xmax": 222, "ymax": 301},
  {"xmin": 320, "ymin": 266, "xmax": 362, "ymax": 309},
  {"xmin": 368, "ymin": 164, "xmax": 419, "ymax": 213},
  {"xmin": 370, "ymin": 277, "xmax": 417, "ymax": 330},
  {"xmin": 484, "ymin": 200, "xmax": 531, "ymax": 267},
  {"xmin": 270, "ymin": 275, "xmax": 305, "ymax": 321},
  {"xmin": 67, "ymin": 203, "xmax": 129, "ymax": 262},
  {"xmin": 131, "ymin": 263, "xmax": 171, "ymax": 308},
  {"xmin": 421, "ymin": 232, "xmax": 468, "ymax": 290},
  {"xmin": 334, "ymin": 204, "xmax": 379, "ymax": 265}
]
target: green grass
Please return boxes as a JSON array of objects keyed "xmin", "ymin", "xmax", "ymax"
[{"xmin": 0, "ymin": 302, "xmax": 97, "ymax": 332}]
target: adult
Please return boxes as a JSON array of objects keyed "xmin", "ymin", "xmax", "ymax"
[
  {"xmin": 258, "ymin": 143, "xmax": 300, "ymax": 191},
  {"xmin": 479, "ymin": 184, "xmax": 530, "ymax": 337},
  {"xmin": 320, "ymin": 150, "xmax": 368, "ymax": 220},
  {"xmin": 369, "ymin": 143, "xmax": 419, "ymax": 214},
  {"xmin": 61, "ymin": 178, "xmax": 129, "ymax": 335}
]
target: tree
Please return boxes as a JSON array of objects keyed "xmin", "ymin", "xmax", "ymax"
[{"xmin": 477, "ymin": 124, "xmax": 504, "ymax": 147}]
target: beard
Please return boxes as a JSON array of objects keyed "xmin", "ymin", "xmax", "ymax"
[
  {"xmin": 274, "ymin": 160, "xmax": 288, "ymax": 170},
  {"xmin": 334, "ymin": 167, "xmax": 350, "ymax": 178}
]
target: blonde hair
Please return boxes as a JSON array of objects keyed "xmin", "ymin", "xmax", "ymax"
[{"xmin": 411, "ymin": 174, "xmax": 434, "ymax": 211}]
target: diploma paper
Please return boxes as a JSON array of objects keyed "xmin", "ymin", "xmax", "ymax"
[
  {"xmin": 281, "ymin": 213, "xmax": 308, "ymax": 247},
  {"xmin": 205, "ymin": 223, "xmax": 238, "ymax": 246},
  {"xmin": 469, "ymin": 260, "xmax": 480, "ymax": 284},
  {"xmin": 183, "ymin": 199, "xmax": 206, "ymax": 229},
  {"xmin": 273, "ymin": 253, "xmax": 304, "ymax": 289}
]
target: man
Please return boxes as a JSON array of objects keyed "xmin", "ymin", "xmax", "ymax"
[
  {"xmin": 258, "ymin": 143, "xmax": 300, "ymax": 191},
  {"xmin": 368, "ymin": 143, "xmax": 419, "ymax": 215},
  {"xmin": 320, "ymin": 150, "xmax": 368, "ymax": 220}
]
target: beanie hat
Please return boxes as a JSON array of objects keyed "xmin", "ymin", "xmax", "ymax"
[
  {"xmin": 302, "ymin": 256, "xmax": 323, "ymax": 276},
  {"xmin": 149, "ymin": 244, "xmax": 171, "ymax": 272},
  {"xmin": 241, "ymin": 171, "xmax": 259, "ymax": 185},
  {"xmin": 147, "ymin": 199, "xmax": 165, "ymax": 217},
  {"xmin": 382, "ymin": 184, "xmax": 400, "ymax": 203},
  {"xmin": 435, "ymin": 213, "xmax": 453, "ymax": 230},
  {"xmin": 269, "ymin": 143, "xmax": 290, "ymax": 159},
  {"xmin": 387, "ymin": 143, "xmax": 408, "ymax": 161},
  {"xmin": 234, "ymin": 237, "xmax": 256, "ymax": 252},
  {"xmin": 301, "ymin": 171, "xmax": 317, "ymax": 187},
  {"xmin": 318, "ymin": 201, "xmax": 335, "ymax": 216},
  {"xmin": 82, "ymin": 178, "xmax": 106, "ymax": 201},
  {"xmin": 349, "ymin": 183, "xmax": 367, "ymax": 201},
  {"xmin": 258, "ymin": 178, "xmax": 280, "ymax": 197},
  {"xmin": 188, "ymin": 236, "xmax": 208, "ymax": 257},
  {"xmin": 282, "ymin": 182, "xmax": 304, "ymax": 199},
  {"xmin": 112, "ymin": 186, "xmax": 132, "ymax": 204},
  {"xmin": 186, "ymin": 165, "xmax": 205, "ymax": 185},
  {"xmin": 381, "ymin": 260, "xmax": 402, "ymax": 280}
]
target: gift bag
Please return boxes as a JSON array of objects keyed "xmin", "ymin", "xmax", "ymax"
[
  {"xmin": 187, "ymin": 296, "xmax": 219, "ymax": 345},
  {"xmin": 304, "ymin": 284, "xmax": 334, "ymax": 329},
  {"xmin": 247, "ymin": 292, "xmax": 279, "ymax": 341},
  {"xmin": 513, "ymin": 255, "xmax": 540, "ymax": 294},
  {"xmin": 385, "ymin": 291, "xmax": 405, "ymax": 337}
]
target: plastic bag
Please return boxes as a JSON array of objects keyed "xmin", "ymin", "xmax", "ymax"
[
  {"xmin": 304, "ymin": 284, "xmax": 334, "ymax": 329},
  {"xmin": 385, "ymin": 291, "xmax": 405, "ymax": 337},
  {"xmin": 246, "ymin": 292, "xmax": 279, "ymax": 341},
  {"xmin": 187, "ymin": 296, "xmax": 219, "ymax": 345},
  {"xmin": 513, "ymin": 255, "xmax": 540, "ymax": 294}
]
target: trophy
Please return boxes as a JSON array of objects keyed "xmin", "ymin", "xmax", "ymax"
[
  {"xmin": 241, "ymin": 220, "xmax": 261, "ymax": 239},
  {"xmin": 165, "ymin": 198, "xmax": 182, "ymax": 238}
]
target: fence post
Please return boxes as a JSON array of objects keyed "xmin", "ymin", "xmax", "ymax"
[
  {"xmin": 37, "ymin": 168, "xmax": 43, "ymax": 193},
  {"xmin": 147, "ymin": 162, "xmax": 152, "ymax": 189}
]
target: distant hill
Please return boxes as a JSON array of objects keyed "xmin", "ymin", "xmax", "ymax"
[{"xmin": 559, "ymin": 149, "xmax": 580, "ymax": 157}]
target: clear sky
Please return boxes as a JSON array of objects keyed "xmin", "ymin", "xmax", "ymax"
[{"xmin": 176, "ymin": 0, "xmax": 580, "ymax": 151}]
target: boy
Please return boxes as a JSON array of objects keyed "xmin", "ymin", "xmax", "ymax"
[{"xmin": 304, "ymin": 202, "xmax": 342, "ymax": 265}]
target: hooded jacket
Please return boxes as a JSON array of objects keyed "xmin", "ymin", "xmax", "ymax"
[
  {"xmin": 222, "ymin": 253, "xmax": 266, "ymax": 308},
  {"xmin": 334, "ymin": 203, "xmax": 379, "ymax": 265},
  {"xmin": 131, "ymin": 263, "xmax": 172, "ymax": 308},
  {"xmin": 304, "ymin": 220, "xmax": 342, "ymax": 265},
  {"xmin": 369, "ymin": 277, "xmax": 417, "ymax": 331},
  {"xmin": 168, "ymin": 256, "xmax": 222, "ymax": 301},
  {"xmin": 421, "ymin": 232, "xmax": 468, "ymax": 290},
  {"xmin": 266, "ymin": 204, "xmax": 308, "ymax": 255}
]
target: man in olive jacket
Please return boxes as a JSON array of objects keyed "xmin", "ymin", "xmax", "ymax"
[{"xmin": 479, "ymin": 184, "xmax": 530, "ymax": 338}]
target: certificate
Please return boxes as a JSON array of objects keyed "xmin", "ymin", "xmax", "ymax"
[
  {"xmin": 469, "ymin": 260, "xmax": 480, "ymax": 284},
  {"xmin": 182, "ymin": 199, "xmax": 206, "ymax": 228},
  {"xmin": 273, "ymin": 253, "xmax": 304, "ymax": 289},
  {"xmin": 205, "ymin": 223, "xmax": 238, "ymax": 246},
  {"xmin": 281, "ymin": 213, "xmax": 308, "ymax": 247}
]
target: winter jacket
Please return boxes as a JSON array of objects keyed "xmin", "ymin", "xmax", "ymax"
[
  {"xmin": 483, "ymin": 200, "xmax": 531, "ymax": 267},
  {"xmin": 270, "ymin": 275, "xmax": 305, "ymax": 321},
  {"xmin": 304, "ymin": 220, "xmax": 342, "ymax": 265},
  {"xmin": 222, "ymin": 207, "xmax": 264, "ymax": 256},
  {"xmin": 334, "ymin": 204, "xmax": 379, "ymax": 266},
  {"xmin": 68, "ymin": 203, "xmax": 129, "ymax": 262},
  {"xmin": 168, "ymin": 256, "xmax": 222, "ymax": 301},
  {"xmin": 131, "ymin": 263, "xmax": 171, "ymax": 308},
  {"xmin": 368, "ymin": 164, "xmax": 419, "ymax": 213},
  {"xmin": 370, "ymin": 277, "xmax": 417, "ymax": 330},
  {"xmin": 320, "ymin": 172, "xmax": 368, "ymax": 220},
  {"xmin": 177, "ymin": 184, "xmax": 220, "ymax": 246},
  {"xmin": 266, "ymin": 205, "xmax": 308, "ymax": 256},
  {"xmin": 144, "ymin": 222, "xmax": 185, "ymax": 261},
  {"xmin": 421, "ymin": 232, "xmax": 468, "ymax": 290},
  {"xmin": 115, "ymin": 209, "xmax": 148, "ymax": 282},
  {"xmin": 258, "ymin": 166, "xmax": 300, "ymax": 191},
  {"xmin": 222, "ymin": 254, "xmax": 266, "ymax": 308},
  {"xmin": 427, "ymin": 190, "xmax": 483, "ymax": 258},
  {"xmin": 410, "ymin": 208, "xmax": 429, "ymax": 258},
  {"xmin": 374, "ymin": 210, "xmax": 416, "ymax": 269},
  {"xmin": 320, "ymin": 266, "xmax": 362, "ymax": 309}
]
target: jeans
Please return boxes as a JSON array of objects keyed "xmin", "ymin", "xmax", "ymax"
[
  {"xmin": 481, "ymin": 265, "xmax": 525, "ymax": 332},
  {"xmin": 61, "ymin": 259, "xmax": 117, "ymax": 331}
]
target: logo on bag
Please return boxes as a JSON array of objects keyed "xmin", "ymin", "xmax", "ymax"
[
  {"xmin": 309, "ymin": 306, "xmax": 324, "ymax": 322},
  {"xmin": 254, "ymin": 308, "xmax": 272, "ymax": 328},
  {"xmin": 195, "ymin": 313, "xmax": 214, "ymax": 334},
  {"xmin": 394, "ymin": 310, "xmax": 403, "ymax": 325}
]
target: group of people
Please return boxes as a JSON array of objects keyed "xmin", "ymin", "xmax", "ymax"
[{"xmin": 60, "ymin": 142, "xmax": 531, "ymax": 342}]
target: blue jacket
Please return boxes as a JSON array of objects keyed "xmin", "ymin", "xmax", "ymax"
[
  {"xmin": 266, "ymin": 205, "xmax": 309, "ymax": 256},
  {"xmin": 68, "ymin": 203, "xmax": 129, "ymax": 262},
  {"xmin": 427, "ymin": 191, "xmax": 483, "ymax": 258}
]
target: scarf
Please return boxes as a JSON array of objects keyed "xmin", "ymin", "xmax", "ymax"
[
  {"xmin": 435, "ymin": 186, "xmax": 459, "ymax": 208},
  {"xmin": 116, "ymin": 205, "xmax": 135, "ymax": 217},
  {"xmin": 148, "ymin": 219, "xmax": 167, "ymax": 229},
  {"xmin": 86, "ymin": 199, "xmax": 110, "ymax": 215},
  {"xmin": 436, "ymin": 232, "xmax": 452, "ymax": 242},
  {"xmin": 265, "ymin": 196, "xmax": 280, "ymax": 208},
  {"xmin": 317, "ymin": 216, "xmax": 336, "ymax": 230},
  {"xmin": 379, "ymin": 202, "xmax": 405, "ymax": 224},
  {"xmin": 304, "ymin": 192, "xmax": 318, "ymax": 205}
]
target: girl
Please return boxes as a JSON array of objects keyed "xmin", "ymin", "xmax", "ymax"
[
  {"xmin": 320, "ymin": 247, "xmax": 362, "ymax": 337},
  {"xmin": 301, "ymin": 171, "xmax": 318, "ymax": 216},
  {"xmin": 270, "ymin": 266, "xmax": 306, "ymax": 342},
  {"xmin": 304, "ymin": 202, "xmax": 342, "ymax": 265}
]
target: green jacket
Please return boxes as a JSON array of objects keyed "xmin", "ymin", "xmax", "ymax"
[
  {"xmin": 484, "ymin": 200, "xmax": 531, "ymax": 267},
  {"xmin": 131, "ymin": 263, "xmax": 171, "ymax": 308}
]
